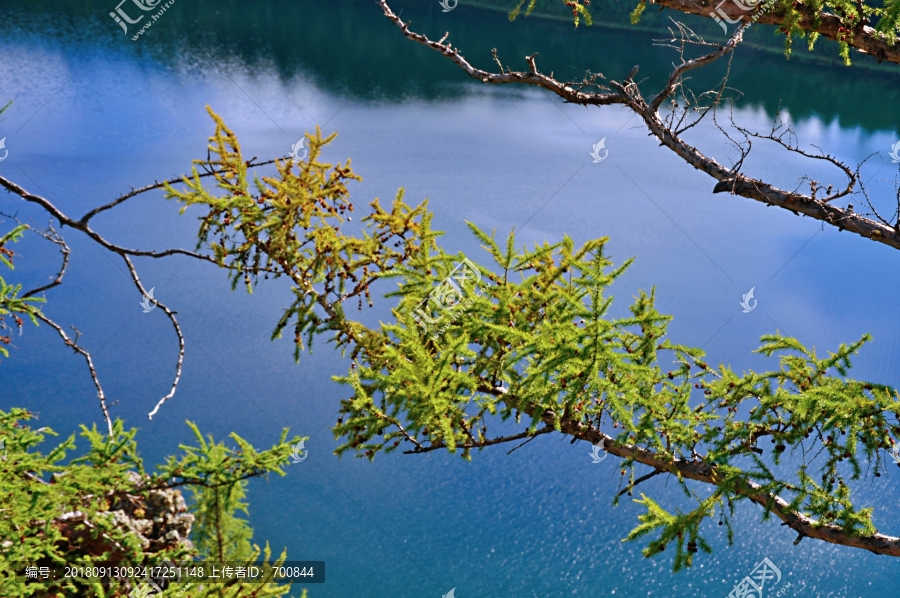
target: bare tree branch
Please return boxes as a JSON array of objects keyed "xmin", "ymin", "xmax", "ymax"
[
  {"xmin": 0, "ymin": 214, "xmax": 71, "ymax": 299},
  {"xmin": 0, "ymin": 144, "xmax": 344, "ymax": 428},
  {"xmin": 378, "ymin": 0, "xmax": 900, "ymax": 251},
  {"xmin": 0, "ymin": 176, "xmax": 197, "ymax": 429},
  {"xmin": 121, "ymin": 256, "xmax": 186, "ymax": 421},
  {"xmin": 78, "ymin": 157, "xmax": 279, "ymax": 225},
  {"xmin": 0, "ymin": 215, "xmax": 113, "ymax": 434},
  {"xmin": 376, "ymin": 2, "xmax": 628, "ymax": 107},
  {"xmin": 734, "ymin": 116, "xmax": 857, "ymax": 204},
  {"xmin": 21, "ymin": 222, "xmax": 71, "ymax": 299},
  {"xmin": 649, "ymin": 22, "xmax": 749, "ymax": 112},
  {"xmin": 35, "ymin": 313, "xmax": 114, "ymax": 437},
  {"xmin": 0, "ymin": 176, "xmax": 223, "ymax": 265}
]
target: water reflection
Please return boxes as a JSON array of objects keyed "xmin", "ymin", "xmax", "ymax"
[
  {"xmin": 3, "ymin": 0, "xmax": 899, "ymax": 131},
  {"xmin": 1, "ymin": 1, "xmax": 900, "ymax": 597}
]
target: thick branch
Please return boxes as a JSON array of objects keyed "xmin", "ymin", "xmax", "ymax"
[
  {"xmin": 377, "ymin": 0, "xmax": 628, "ymax": 107},
  {"xmin": 0, "ymin": 175, "xmax": 223, "ymax": 265},
  {"xmin": 405, "ymin": 401, "xmax": 900, "ymax": 555},
  {"xmin": 651, "ymin": 0, "xmax": 900, "ymax": 65},
  {"xmin": 397, "ymin": 375, "xmax": 899, "ymax": 556},
  {"xmin": 379, "ymin": 0, "xmax": 900, "ymax": 251},
  {"xmin": 556, "ymin": 417, "xmax": 900, "ymax": 556}
]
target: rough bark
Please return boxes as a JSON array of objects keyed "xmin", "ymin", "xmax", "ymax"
[
  {"xmin": 379, "ymin": 0, "xmax": 900, "ymax": 253},
  {"xmin": 557, "ymin": 417, "xmax": 900, "ymax": 557},
  {"xmin": 652, "ymin": 0, "xmax": 900, "ymax": 65}
]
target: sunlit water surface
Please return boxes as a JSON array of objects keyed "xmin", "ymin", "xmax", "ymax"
[{"xmin": 1, "ymin": 1, "xmax": 900, "ymax": 596}]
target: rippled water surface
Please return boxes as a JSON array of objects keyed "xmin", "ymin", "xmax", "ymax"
[{"xmin": 2, "ymin": 0, "xmax": 900, "ymax": 596}]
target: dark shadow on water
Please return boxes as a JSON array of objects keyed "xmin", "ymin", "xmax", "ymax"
[{"xmin": 3, "ymin": 0, "xmax": 899, "ymax": 132}]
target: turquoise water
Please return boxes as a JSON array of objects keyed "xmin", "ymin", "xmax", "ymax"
[{"xmin": 2, "ymin": 0, "xmax": 900, "ymax": 596}]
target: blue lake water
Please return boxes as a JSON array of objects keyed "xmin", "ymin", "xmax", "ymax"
[{"xmin": 2, "ymin": 0, "xmax": 900, "ymax": 596}]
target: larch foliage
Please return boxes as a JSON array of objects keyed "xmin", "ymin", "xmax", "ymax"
[
  {"xmin": 0, "ymin": 408, "xmax": 304, "ymax": 597},
  {"xmin": 170, "ymin": 109, "xmax": 900, "ymax": 571},
  {"xmin": 519, "ymin": 0, "xmax": 900, "ymax": 65}
]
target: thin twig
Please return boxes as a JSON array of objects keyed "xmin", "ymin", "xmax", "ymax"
[
  {"xmin": 617, "ymin": 469, "xmax": 665, "ymax": 496},
  {"xmin": 35, "ymin": 313, "xmax": 114, "ymax": 437},
  {"xmin": 122, "ymin": 256, "xmax": 185, "ymax": 421},
  {"xmin": 78, "ymin": 157, "xmax": 279, "ymax": 224}
]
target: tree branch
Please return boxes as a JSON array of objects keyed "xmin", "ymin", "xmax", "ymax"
[
  {"xmin": 378, "ymin": 0, "xmax": 900, "ymax": 251},
  {"xmin": 649, "ymin": 0, "xmax": 900, "ymax": 66},
  {"xmin": 649, "ymin": 22, "xmax": 750, "ymax": 112},
  {"xmin": 122, "ymin": 255, "xmax": 185, "ymax": 421},
  {"xmin": 0, "ymin": 176, "xmax": 197, "ymax": 427},
  {"xmin": 404, "ymin": 395, "xmax": 900, "ymax": 556},
  {"xmin": 0, "ymin": 175, "xmax": 224, "ymax": 265},
  {"xmin": 35, "ymin": 313, "xmax": 114, "ymax": 437},
  {"xmin": 78, "ymin": 157, "xmax": 279, "ymax": 225},
  {"xmin": 617, "ymin": 468, "xmax": 665, "ymax": 496},
  {"xmin": 557, "ymin": 417, "xmax": 900, "ymax": 556},
  {"xmin": 402, "ymin": 424, "xmax": 556, "ymax": 454},
  {"xmin": 377, "ymin": 0, "xmax": 628, "ymax": 107}
]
